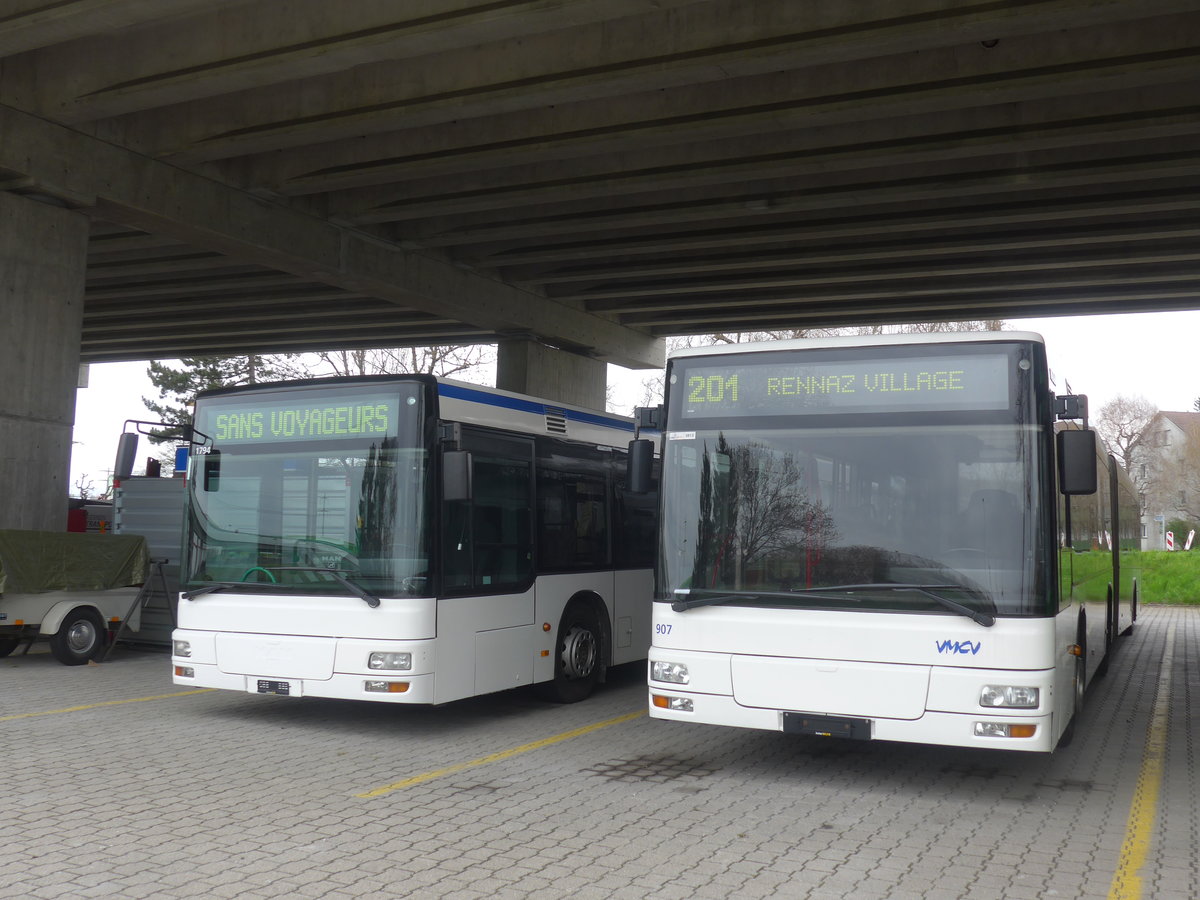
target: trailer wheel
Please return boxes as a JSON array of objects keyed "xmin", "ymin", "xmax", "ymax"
[
  {"xmin": 49, "ymin": 608, "xmax": 107, "ymax": 666},
  {"xmin": 539, "ymin": 602, "xmax": 604, "ymax": 704},
  {"xmin": 0, "ymin": 638, "xmax": 19, "ymax": 658}
]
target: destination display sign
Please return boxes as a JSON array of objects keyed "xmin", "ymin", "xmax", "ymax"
[
  {"xmin": 197, "ymin": 389, "xmax": 411, "ymax": 445},
  {"xmin": 675, "ymin": 353, "xmax": 1012, "ymax": 419}
]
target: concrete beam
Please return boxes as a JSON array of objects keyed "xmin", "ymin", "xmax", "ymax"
[
  {"xmin": 0, "ymin": 102, "xmax": 663, "ymax": 369},
  {"xmin": 50, "ymin": 0, "xmax": 1192, "ymax": 162},
  {"xmin": 0, "ymin": 0, "xmax": 237, "ymax": 56},
  {"xmin": 2, "ymin": 1, "xmax": 696, "ymax": 122}
]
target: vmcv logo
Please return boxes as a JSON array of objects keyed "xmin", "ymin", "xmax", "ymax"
[{"xmin": 936, "ymin": 639, "xmax": 982, "ymax": 655}]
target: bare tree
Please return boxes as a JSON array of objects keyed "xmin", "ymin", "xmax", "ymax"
[
  {"xmin": 851, "ymin": 319, "xmax": 1006, "ymax": 335},
  {"xmin": 73, "ymin": 474, "xmax": 95, "ymax": 501},
  {"xmin": 312, "ymin": 345, "xmax": 495, "ymax": 380},
  {"xmin": 1096, "ymin": 395, "xmax": 1158, "ymax": 471}
]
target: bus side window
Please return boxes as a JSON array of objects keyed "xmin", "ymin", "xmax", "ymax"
[
  {"xmin": 442, "ymin": 453, "xmax": 533, "ymax": 592},
  {"xmin": 442, "ymin": 499, "xmax": 472, "ymax": 591},
  {"xmin": 614, "ymin": 461, "xmax": 659, "ymax": 570},
  {"xmin": 472, "ymin": 458, "xmax": 533, "ymax": 588}
]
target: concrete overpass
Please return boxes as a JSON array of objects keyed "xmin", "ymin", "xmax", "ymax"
[{"xmin": 3, "ymin": 0, "xmax": 1200, "ymax": 528}]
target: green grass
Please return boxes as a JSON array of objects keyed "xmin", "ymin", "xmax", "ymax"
[{"xmin": 1136, "ymin": 551, "xmax": 1200, "ymax": 605}]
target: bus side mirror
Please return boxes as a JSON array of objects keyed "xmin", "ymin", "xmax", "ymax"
[
  {"xmin": 1057, "ymin": 429, "xmax": 1098, "ymax": 495},
  {"xmin": 202, "ymin": 449, "xmax": 221, "ymax": 492},
  {"xmin": 627, "ymin": 439, "xmax": 655, "ymax": 494},
  {"xmin": 114, "ymin": 433, "xmax": 138, "ymax": 479},
  {"xmin": 443, "ymin": 450, "xmax": 473, "ymax": 502}
]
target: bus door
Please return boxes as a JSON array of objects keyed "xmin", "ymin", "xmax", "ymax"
[{"xmin": 438, "ymin": 429, "xmax": 536, "ymax": 700}]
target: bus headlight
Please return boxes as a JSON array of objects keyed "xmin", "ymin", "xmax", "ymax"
[
  {"xmin": 368, "ymin": 651, "xmax": 412, "ymax": 671},
  {"xmin": 651, "ymin": 661, "xmax": 689, "ymax": 684},
  {"xmin": 979, "ymin": 685, "xmax": 1040, "ymax": 708},
  {"xmin": 173, "ymin": 640, "xmax": 192, "ymax": 658}
]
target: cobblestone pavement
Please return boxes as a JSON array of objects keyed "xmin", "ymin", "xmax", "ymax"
[{"xmin": 2, "ymin": 605, "xmax": 1195, "ymax": 900}]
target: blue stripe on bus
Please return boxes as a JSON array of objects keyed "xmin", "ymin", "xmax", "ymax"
[{"xmin": 437, "ymin": 382, "xmax": 637, "ymax": 433}]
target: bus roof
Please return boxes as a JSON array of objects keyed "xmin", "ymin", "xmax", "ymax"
[{"xmin": 668, "ymin": 331, "xmax": 1046, "ymax": 360}]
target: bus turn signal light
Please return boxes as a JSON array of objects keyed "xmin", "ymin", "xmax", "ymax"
[
  {"xmin": 365, "ymin": 681, "xmax": 410, "ymax": 693},
  {"xmin": 651, "ymin": 694, "xmax": 693, "ymax": 712}
]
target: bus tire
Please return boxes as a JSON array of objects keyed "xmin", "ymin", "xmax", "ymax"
[
  {"xmin": 0, "ymin": 637, "xmax": 19, "ymax": 658},
  {"xmin": 49, "ymin": 607, "xmax": 107, "ymax": 666},
  {"xmin": 540, "ymin": 601, "xmax": 604, "ymax": 704},
  {"xmin": 1058, "ymin": 633, "xmax": 1086, "ymax": 749}
]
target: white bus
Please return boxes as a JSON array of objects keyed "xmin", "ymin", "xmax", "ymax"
[
  {"xmin": 171, "ymin": 376, "xmax": 657, "ymax": 705},
  {"xmin": 636, "ymin": 333, "xmax": 1137, "ymax": 752}
]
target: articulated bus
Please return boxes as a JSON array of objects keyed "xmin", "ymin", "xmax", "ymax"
[
  {"xmin": 637, "ymin": 333, "xmax": 1137, "ymax": 752},
  {"xmin": 171, "ymin": 376, "xmax": 657, "ymax": 705}
]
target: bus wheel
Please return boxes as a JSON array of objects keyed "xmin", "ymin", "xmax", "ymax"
[
  {"xmin": 49, "ymin": 608, "xmax": 106, "ymax": 666},
  {"xmin": 541, "ymin": 603, "xmax": 603, "ymax": 704},
  {"xmin": 0, "ymin": 637, "xmax": 19, "ymax": 658},
  {"xmin": 1058, "ymin": 636, "xmax": 1086, "ymax": 749}
]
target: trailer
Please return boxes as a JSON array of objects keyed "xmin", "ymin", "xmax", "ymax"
[{"xmin": 0, "ymin": 530, "xmax": 150, "ymax": 665}]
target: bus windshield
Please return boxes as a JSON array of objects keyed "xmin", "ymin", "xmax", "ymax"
[
  {"xmin": 183, "ymin": 382, "xmax": 430, "ymax": 598},
  {"xmin": 660, "ymin": 424, "xmax": 1046, "ymax": 617}
]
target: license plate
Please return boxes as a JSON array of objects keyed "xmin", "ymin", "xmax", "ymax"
[
  {"xmin": 783, "ymin": 713, "xmax": 871, "ymax": 740},
  {"xmin": 257, "ymin": 679, "xmax": 292, "ymax": 696}
]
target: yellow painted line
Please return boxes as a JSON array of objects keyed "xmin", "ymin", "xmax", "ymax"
[
  {"xmin": 1107, "ymin": 623, "xmax": 1176, "ymax": 900},
  {"xmin": 0, "ymin": 688, "xmax": 216, "ymax": 722},
  {"xmin": 358, "ymin": 708, "xmax": 647, "ymax": 798}
]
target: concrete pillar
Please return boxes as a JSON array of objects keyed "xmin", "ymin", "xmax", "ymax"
[
  {"xmin": 0, "ymin": 193, "xmax": 89, "ymax": 532},
  {"xmin": 496, "ymin": 339, "xmax": 607, "ymax": 410}
]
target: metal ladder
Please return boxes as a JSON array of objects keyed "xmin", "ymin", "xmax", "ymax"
[{"xmin": 99, "ymin": 558, "xmax": 173, "ymax": 662}]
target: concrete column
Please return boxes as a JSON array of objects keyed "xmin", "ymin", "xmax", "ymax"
[
  {"xmin": 496, "ymin": 339, "xmax": 607, "ymax": 410},
  {"xmin": 0, "ymin": 193, "xmax": 89, "ymax": 531}
]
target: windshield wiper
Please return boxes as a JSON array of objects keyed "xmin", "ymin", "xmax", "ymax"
[
  {"xmin": 182, "ymin": 569, "xmax": 381, "ymax": 608},
  {"xmin": 671, "ymin": 591, "xmax": 759, "ymax": 612},
  {"xmin": 273, "ymin": 567, "xmax": 381, "ymax": 608},
  {"xmin": 182, "ymin": 582, "xmax": 234, "ymax": 600},
  {"xmin": 787, "ymin": 583, "xmax": 995, "ymax": 627},
  {"xmin": 672, "ymin": 583, "xmax": 994, "ymax": 627}
]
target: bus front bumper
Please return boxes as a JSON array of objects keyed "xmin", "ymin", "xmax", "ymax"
[
  {"xmin": 173, "ymin": 662, "xmax": 436, "ymax": 703},
  {"xmin": 171, "ymin": 628, "xmax": 436, "ymax": 703},
  {"xmin": 647, "ymin": 689, "xmax": 1055, "ymax": 752},
  {"xmin": 647, "ymin": 649, "xmax": 1058, "ymax": 752}
]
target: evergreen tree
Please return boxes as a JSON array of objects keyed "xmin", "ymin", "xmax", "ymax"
[{"xmin": 143, "ymin": 354, "xmax": 306, "ymax": 441}]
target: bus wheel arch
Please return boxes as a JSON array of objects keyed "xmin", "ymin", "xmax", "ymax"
[
  {"xmin": 1096, "ymin": 586, "xmax": 1113, "ymax": 678},
  {"xmin": 48, "ymin": 606, "xmax": 107, "ymax": 666},
  {"xmin": 1058, "ymin": 618, "xmax": 1087, "ymax": 749},
  {"xmin": 540, "ymin": 593, "xmax": 610, "ymax": 703}
]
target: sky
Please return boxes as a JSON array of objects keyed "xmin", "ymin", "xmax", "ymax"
[{"xmin": 68, "ymin": 310, "xmax": 1200, "ymax": 495}]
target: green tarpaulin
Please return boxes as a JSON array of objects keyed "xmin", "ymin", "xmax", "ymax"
[{"xmin": 0, "ymin": 530, "xmax": 149, "ymax": 594}]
